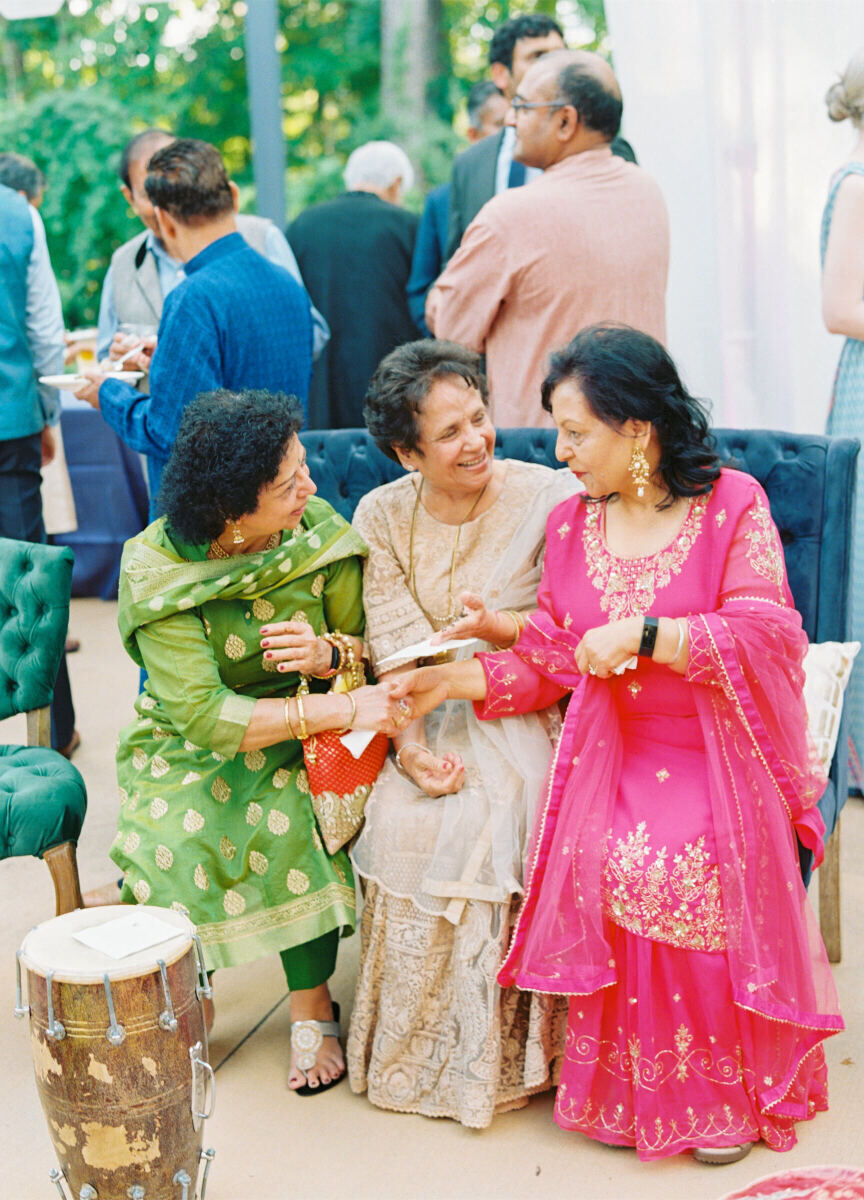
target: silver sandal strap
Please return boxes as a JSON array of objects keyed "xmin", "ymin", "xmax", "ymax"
[{"xmin": 290, "ymin": 1018, "xmax": 341, "ymax": 1073}]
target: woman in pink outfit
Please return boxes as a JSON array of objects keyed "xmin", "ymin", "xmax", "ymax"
[{"xmin": 393, "ymin": 324, "xmax": 843, "ymax": 1164}]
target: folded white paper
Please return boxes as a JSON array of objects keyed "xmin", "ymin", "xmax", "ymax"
[
  {"xmin": 614, "ymin": 656, "xmax": 638, "ymax": 674},
  {"xmin": 73, "ymin": 911, "xmax": 185, "ymax": 959},
  {"xmin": 339, "ymin": 728, "xmax": 376, "ymax": 758},
  {"xmin": 376, "ymin": 636, "xmax": 481, "ymax": 670}
]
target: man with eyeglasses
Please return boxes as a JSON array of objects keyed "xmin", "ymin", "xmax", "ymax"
[
  {"xmin": 427, "ymin": 49, "xmax": 669, "ymax": 429},
  {"xmin": 445, "ymin": 15, "xmax": 635, "ymax": 260}
]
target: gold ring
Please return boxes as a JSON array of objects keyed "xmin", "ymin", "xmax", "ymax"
[{"xmin": 588, "ymin": 665, "xmax": 597, "ymax": 675}]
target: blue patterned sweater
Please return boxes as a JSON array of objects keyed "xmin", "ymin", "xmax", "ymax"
[{"xmin": 99, "ymin": 232, "xmax": 313, "ymax": 517}]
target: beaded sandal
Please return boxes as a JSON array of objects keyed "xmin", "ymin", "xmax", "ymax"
[{"xmin": 290, "ymin": 1001, "xmax": 343, "ymax": 1096}]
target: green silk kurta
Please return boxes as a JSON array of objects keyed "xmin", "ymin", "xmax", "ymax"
[{"xmin": 110, "ymin": 496, "xmax": 367, "ymax": 970}]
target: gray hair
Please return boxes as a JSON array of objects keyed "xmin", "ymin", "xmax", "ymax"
[
  {"xmin": 343, "ymin": 140, "xmax": 414, "ymax": 193},
  {"xmin": 826, "ymin": 48, "xmax": 864, "ymax": 128},
  {"xmin": 0, "ymin": 152, "xmax": 45, "ymax": 201}
]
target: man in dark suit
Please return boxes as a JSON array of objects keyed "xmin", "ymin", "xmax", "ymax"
[
  {"xmin": 446, "ymin": 14, "xmax": 636, "ymax": 260},
  {"xmin": 289, "ymin": 141, "xmax": 419, "ymax": 430},
  {"xmin": 406, "ymin": 82, "xmax": 508, "ymax": 335},
  {"xmin": 446, "ymin": 14, "xmax": 565, "ymax": 259}
]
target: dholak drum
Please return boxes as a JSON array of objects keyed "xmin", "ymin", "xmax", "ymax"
[{"xmin": 15, "ymin": 906, "xmax": 216, "ymax": 1200}]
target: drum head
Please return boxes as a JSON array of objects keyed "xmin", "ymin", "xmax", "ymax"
[{"xmin": 19, "ymin": 905, "xmax": 194, "ymax": 982}]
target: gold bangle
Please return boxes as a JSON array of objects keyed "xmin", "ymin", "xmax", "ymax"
[
  {"xmin": 335, "ymin": 690, "xmax": 356, "ymax": 734},
  {"xmin": 284, "ymin": 697, "xmax": 298, "ymax": 738},
  {"xmin": 295, "ymin": 689, "xmax": 309, "ymax": 740},
  {"xmin": 495, "ymin": 609, "xmax": 524, "ymax": 649}
]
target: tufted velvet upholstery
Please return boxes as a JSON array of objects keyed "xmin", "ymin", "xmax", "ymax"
[
  {"xmin": 0, "ymin": 746, "xmax": 86, "ymax": 858},
  {"xmin": 0, "ymin": 537, "xmax": 85, "ymax": 911},
  {"xmin": 0, "ymin": 537, "xmax": 74, "ymax": 721},
  {"xmin": 302, "ymin": 426, "xmax": 860, "ymax": 850}
]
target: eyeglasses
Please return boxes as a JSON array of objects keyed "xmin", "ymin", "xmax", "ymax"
[{"xmin": 510, "ymin": 96, "xmax": 569, "ymax": 114}]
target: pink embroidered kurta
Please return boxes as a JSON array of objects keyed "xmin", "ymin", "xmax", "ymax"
[{"xmin": 474, "ymin": 469, "xmax": 843, "ymax": 1160}]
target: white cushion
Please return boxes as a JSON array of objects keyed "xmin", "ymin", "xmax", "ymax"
[{"xmin": 802, "ymin": 641, "xmax": 861, "ymax": 771}]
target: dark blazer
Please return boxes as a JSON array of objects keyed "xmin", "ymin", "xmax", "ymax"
[
  {"xmin": 289, "ymin": 191, "xmax": 419, "ymax": 430},
  {"xmin": 405, "ymin": 183, "xmax": 450, "ymax": 337},
  {"xmin": 445, "ymin": 131, "xmax": 638, "ymax": 260}
]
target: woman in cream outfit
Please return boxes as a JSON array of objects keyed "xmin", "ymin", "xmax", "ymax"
[{"xmin": 347, "ymin": 340, "xmax": 576, "ymax": 1127}]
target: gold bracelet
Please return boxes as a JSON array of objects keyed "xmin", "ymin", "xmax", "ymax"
[
  {"xmin": 284, "ymin": 697, "xmax": 298, "ymax": 738},
  {"xmin": 495, "ymin": 609, "xmax": 525, "ymax": 649},
  {"xmin": 334, "ymin": 690, "xmax": 356, "ymax": 734},
  {"xmin": 295, "ymin": 689, "xmax": 309, "ymax": 740}
]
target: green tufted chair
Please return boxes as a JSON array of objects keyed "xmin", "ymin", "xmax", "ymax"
[{"xmin": 0, "ymin": 537, "xmax": 86, "ymax": 913}]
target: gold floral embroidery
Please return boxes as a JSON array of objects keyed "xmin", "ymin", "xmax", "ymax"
[
  {"xmin": 557, "ymin": 521, "xmax": 571, "ymax": 539},
  {"xmin": 311, "ymin": 573, "xmax": 326, "ymax": 597},
  {"xmin": 602, "ymin": 822, "xmax": 726, "ymax": 951},
  {"xmin": 224, "ymin": 633, "xmax": 246, "ymax": 660},
  {"xmin": 715, "ymin": 509, "xmax": 727, "ymax": 527},
  {"xmin": 743, "ymin": 494, "xmax": 784, "ymax": 596},
  {"xmin": 483, "ymin": 654, "xmax": 520, "ymax": 712},
  {"xmin": 583, "ymin": 495, "xmax": 708, "ymax": 620},
  {"xmin": 563, "ymin": 612, "xmax": 573, "ymax": 629},
  {"xmin": 627, "ymin": 681, "xmax": 642, "ymax": 697},
  {"xmin": 656, "ymin": 768, "xmax": 670, "ymax": 782},
  {"xmin": 252, "ymin": 597, "xmax": 275, "ymax": 621}
]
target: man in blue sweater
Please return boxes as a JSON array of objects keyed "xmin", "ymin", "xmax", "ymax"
[{"xmin": 76, "ymin": 140, "xmax": 313, "ymax": 518}]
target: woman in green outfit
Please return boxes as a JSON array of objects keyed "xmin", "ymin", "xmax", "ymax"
[{"xmin": 110, "ymin": 389, "xmax": 409, "ymax": 1093}]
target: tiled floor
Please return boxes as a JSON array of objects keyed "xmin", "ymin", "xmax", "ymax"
[{"xmin": 2, "ymin": 597, "xmax": 862, "ymax": 1200}]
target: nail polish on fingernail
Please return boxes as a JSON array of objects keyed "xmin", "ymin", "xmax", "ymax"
[
  {"xmin": 261, "ymin": 639, "xmax": 270, "ymax": 647},
  {"xmin": 278, "ymin": 664, "xmax": 287, "ymax": 671},
  {"xmin": 264, "ymin": 651, "xmax": 273, "ymax": 659}
]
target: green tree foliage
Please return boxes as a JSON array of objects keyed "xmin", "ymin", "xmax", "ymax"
[{"xmin": 0, "ymin": 1, "xmax": 606, "ymax": 326}]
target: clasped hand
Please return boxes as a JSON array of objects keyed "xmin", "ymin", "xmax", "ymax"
[
  {"xmin": 573, "ymin": 617, "xmax": 642, "ymax": 678},
  {"xmin": 260, "ymin": 621, "xmax": 334, "ymax": 675}
]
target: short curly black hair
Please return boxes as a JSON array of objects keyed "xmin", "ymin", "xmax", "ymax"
[
  {"xmin": 541, "ymin": 324, "xmax": 721, "ymax": 509},
  {"xmin": 159, "ymin": 390, "xmax": 304, "ymax": 544},
  {"xmin": 363, "ymin": 340, "xmax": 489, "ymax": 463}
]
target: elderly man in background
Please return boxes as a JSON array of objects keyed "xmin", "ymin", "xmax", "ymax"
[
  {"xmin": 406, "ymin": 81, "xmax": 508, "ymax": 336},
  {"xmin": 96, "ymin": 129, "xmax": 328, "ymax": 365},
  {"xmin": 288, "ymin": 141, "xmax": 419, "ymax": 429},
  {"xmin": 428, "ymin": 50, "xmax": 669, "ymax": 428},
  {"xmin": 0, "ymin": 151, "xmax": 46, "ymax": 206},
  {"xmin": 75, "ymin": 138, "xmax": 313, "ymax": 517},
  {"xmin": 0, "ymin": 178, "xmax": 78, "ymax": 755}
]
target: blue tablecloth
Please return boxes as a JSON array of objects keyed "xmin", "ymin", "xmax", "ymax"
[{"xmin": 55, "ymin": 399, "xmax": 149, "ymax": 599}]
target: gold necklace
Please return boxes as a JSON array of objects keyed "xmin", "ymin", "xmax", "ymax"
[
  {"xmin": 407, "ymin": 477, "xmax": 489, "ymax": 626},
  {"xmin": 207, "ymin": 531, "xmax": 281, "ymax": 559}
]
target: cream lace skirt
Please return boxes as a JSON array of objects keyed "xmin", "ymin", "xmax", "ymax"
[{"xmin": 346, "ymin": 882, "xmax": 567, "ymax": 1128}]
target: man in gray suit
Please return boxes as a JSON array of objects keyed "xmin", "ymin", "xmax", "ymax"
[
  {"xmin": 96, "ymin": 130, "xmax": 328, "ymax": 363},
  {"xmin": 446, "ymin": 14, "xmax": 636, "ymax": 260}
]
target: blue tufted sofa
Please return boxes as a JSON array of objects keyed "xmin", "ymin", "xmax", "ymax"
[
  {"xmin": 301, "ymin": 426, "xmax": 859, "ymax": 961},
  {"xmin": 0, "ymin": 538, "xmax": 86, "ymax": 914}
]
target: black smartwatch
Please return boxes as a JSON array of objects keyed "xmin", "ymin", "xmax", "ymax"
[{"xmin": 638, "ymin": 616, "xmax": 659, "ymax": 658}]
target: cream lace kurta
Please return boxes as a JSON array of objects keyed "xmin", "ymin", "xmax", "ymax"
[{"xmin": 347, "ymin": 461, "xmax": 574, "ymax": 1127}]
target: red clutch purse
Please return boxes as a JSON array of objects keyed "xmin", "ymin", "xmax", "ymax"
[{"xmin": 297, "ymin": 676, "xmax": 389, "ymax": 854}]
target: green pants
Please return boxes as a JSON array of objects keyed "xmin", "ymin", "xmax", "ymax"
[{"xmin": 279, "ymin": 928, "xmax": 339, "ymax": 991}]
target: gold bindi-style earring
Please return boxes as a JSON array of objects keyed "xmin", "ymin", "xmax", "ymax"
[
  {"xmin": 231, "ymin": 522, "xmax": 245, "ymax": 545},
  {"xmin": 629, "ymin": 444, "xmax": 650, "ymax": 497}
]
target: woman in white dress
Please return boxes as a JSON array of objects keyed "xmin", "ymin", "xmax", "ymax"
[{"xmin": 346, "ymin": 340, "xmax": 576, "ymax": 1127}]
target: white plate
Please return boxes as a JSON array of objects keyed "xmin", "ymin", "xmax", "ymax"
[{"xmin": 39, "ymin": 372, "xmax": 143, "ymax": 389}]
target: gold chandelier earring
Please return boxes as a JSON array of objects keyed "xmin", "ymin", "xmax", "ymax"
[
  {"xmin": 231, "ymin": 522, "xmax": 245, "ymax": 545},
  {"xmin": 628, "ymin": 443, "xmax": 651, "ymax": 497}
]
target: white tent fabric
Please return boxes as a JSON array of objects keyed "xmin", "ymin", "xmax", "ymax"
[{"xmin": 605, "ymin": 0, "xmax": 864, "ymax": 432}]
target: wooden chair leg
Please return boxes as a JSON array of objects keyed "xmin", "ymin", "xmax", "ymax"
[
  {"xmin": 818, "ymin": 818, "xmax": 841, "ymax": 963},
  {"xmin": 43, "ymin": 841, "xmax": 83, "ymax": 915}
]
